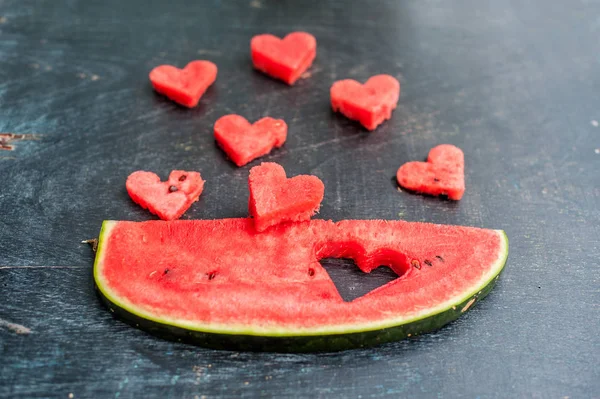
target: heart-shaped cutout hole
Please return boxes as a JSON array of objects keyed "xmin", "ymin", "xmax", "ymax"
[
  {"xmin": 319, "ymin": 258, "xmax": 400, "ymax": 302},
  {"xmin": 313, "ymin": 240, "xmax": 412, "ymax": 302}
]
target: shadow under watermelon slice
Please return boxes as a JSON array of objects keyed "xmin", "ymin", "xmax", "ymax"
[{"xmin": 93, "ymin": 218, "xmax": 508, "ymax": 352}]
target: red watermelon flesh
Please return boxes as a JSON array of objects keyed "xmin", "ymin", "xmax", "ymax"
[
  {"xmin": 95, "ymin": 219, "xmax": 507, "ymax": 341},
  {"xmin": 330, "ymin": 75, "xmax": 400, "ymax": 130},
  {"xmin": 126, "ymin": 170, "xmax": 205, "ymax": 221},
  {"xmin": 248, "ymin": 163, "xmax": 324, "ymax": 232},
  {"xmin": 397, "ymin": 144, "xmax": 465, "ymax": 200},
  {"xmin": 251, "ymin": 32, "xmax": 317, "ymax": 85},
  {"xmin": 149, "ymin": 60, "xmax": 217, "ymax": 108},
  {"xmin": 214, "ymin": 115, "xmax": 287, "ymax": 167}
]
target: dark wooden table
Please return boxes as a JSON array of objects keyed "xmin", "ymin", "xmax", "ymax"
[{"xmin": 1, "ymin": 1, "xmax": 598, "ymax": 398}]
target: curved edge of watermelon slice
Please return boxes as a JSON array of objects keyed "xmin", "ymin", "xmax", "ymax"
[{"xmin": 93, "ymin": 220, "xmax": 508, "ymax": 352}]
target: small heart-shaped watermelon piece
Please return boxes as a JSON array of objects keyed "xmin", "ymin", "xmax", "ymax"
[
  {"xmin": 249, "ymin": 162, "xmax": 324, "ymax": 232},
  {"xmin": 149, "ymin": 60, "xmax": 217, "ymax": 108},
  {"xmin": 126, "ymin": 170, "xmax": 205, "ymax": 220},
  {"xmin": 251, "ymin": 32, "xmax": 317, "ymax": 85},
  {"xmin": 214, "ymin": 114, "xmax": 287, "ymax": 167},
  {"xmin": 396, "ymin": 144, "xmax": 465, "ymax": 200},
  {"xmin": 330, "ymin": 74, "xmax": 400, "ymax": 130}
]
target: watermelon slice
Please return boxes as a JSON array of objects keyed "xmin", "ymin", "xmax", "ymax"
[{"xmin": 94, "ymin": 219, "xmax": 508, "ymax": 352}]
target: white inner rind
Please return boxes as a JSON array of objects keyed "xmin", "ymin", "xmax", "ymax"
[{"xmin": 94, "ymin": 220, "xmax": 508, "ymax": 337}]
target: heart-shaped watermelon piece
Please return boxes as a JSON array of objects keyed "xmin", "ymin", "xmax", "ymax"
[
  {"xmin": 330, "ymin": 74, "xmax": 400, "ymax": 130},
  {"xmin": 126, "ymin": 170, "xmax": 205, "ymax": 220},
  {"xmin": 214, "ymin": 114, "xmax": 287, "ymax": 167},
  {"xmin": 251, "ymin": 32, "xmax": 317, "ymax": 85},
  {"xmin": 149, "ymin": 60, "xmax": 217, "ymax": 108},
  {"xmin": 396, "ymin": 144, "xmax": 465, "ymax": 200},
  {"xmin": 249, "ymin": 162, "xmax": 324, "ymax": 232}
]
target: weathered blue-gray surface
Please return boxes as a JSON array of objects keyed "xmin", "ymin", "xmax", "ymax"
[{"xmin": 1, "ymin": 0, "xmax": 599, "ymax": 398}]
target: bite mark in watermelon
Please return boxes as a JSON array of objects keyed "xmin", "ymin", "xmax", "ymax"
[
  {"xmin": 94, "ymin": 218, "xmax": 508, "ymax": 352},
  {"xmin": 397, "ymin": 144, "xmax": 465, "ymax": 200},
  {"xmin": 126, "ymin": 170, "xmax": 205, "ymax": 221},
  {"xmin": 214, "ymin": 115, "xmax": 287, "ymax": 167},
  {"xmin": 249, "ymin": 162, "xmax": 324, "ymax": 232}
]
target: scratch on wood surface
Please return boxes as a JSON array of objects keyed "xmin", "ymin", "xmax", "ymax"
[
  {"xmin": 0, "ymin": 318, "xmax": 32, "ymax": 335},
  {"xmin": 0, "ymin": 265, "xmax": 86, "ymax": 270},
  {"xmin": 348, "ymin": 64, "xmax": 369, "ymax": 76},
  {"xmin": 287, "ymin": 135, "xmax": 358, "ymax": 155},
  {"xmin": 197, "ymin": 49, "xmax": 223, "ymax": 56},
  {"xmin": 301, "ymin": 66, "xmax": 321, "ymax": 79},
  {"xmin": 0, "ymin": 133, "xmax": 42, "ymax": 151}
]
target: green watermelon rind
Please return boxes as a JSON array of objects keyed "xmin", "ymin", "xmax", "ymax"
[{"xmin": 94, "ymin": 220, "xmax": 508, "ymax": 352}]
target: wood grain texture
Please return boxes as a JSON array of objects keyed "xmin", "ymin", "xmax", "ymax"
[{"xmin": 1, "ymin": 0, "xmax": 599, "ymax": 397}]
